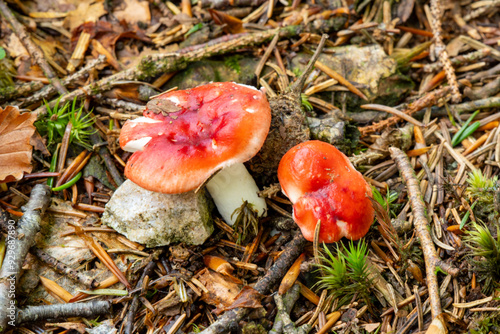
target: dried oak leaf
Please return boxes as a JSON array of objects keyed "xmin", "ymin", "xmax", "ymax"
[
  {"xmin": 0, "ymin": 106, "xmax": 36, "ymax": 183},
  {"xmin": 198, "ymin": 269, "xmax": 241, "ymax": 309},
  {"xmin": 213, "ymin": 285, "xmax": 263, "ymax": 315},
  {"xmin": 71, "ymin": 21, "xmax": 151, "ymax": 53}
]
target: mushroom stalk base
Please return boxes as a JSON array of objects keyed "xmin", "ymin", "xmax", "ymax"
[{"xmin": 205, "ymin": 163, "xmax": 267, "ymax": 225}]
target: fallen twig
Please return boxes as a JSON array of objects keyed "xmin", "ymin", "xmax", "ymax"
[
  {"xmin": 0, "ymin": 184, "xmax": 51, "ymax": 332},
  {"xmin": 16, "ymin": 300, "xmax": 111, "ymax": 324},
  {"xmin": 30, "ymin": 247, "xmax": 98, "ymax": 289},
  {"xmin": 429, "ymin": 0, "xmax": 461, "ymax": 103},
  {"xmin": 359, "ymin": 87, "xmax": 451, "ymax": 136},
  {"xmin": 123, "ymin": 261, "xmax": 156, "ymax": 334},
  {"xmin": 389, "ymin": 148, "xmax": 458, "ymax": 326}
]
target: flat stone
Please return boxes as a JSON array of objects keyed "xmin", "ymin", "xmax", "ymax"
[{"xmin": 102, "ymin": 180, "xmax": 214, "ymax": 247}]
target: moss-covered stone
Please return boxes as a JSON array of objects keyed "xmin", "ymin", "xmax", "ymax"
[
  {"xmin": 165, "ymin": 55, "xmax": 260, "ymax": 90},
  {"xmin": 102, "ymin": 180, "xmax": 214, "ymax": 247}
]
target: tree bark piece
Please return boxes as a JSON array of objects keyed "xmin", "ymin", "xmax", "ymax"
[
  {"xmin": 0, "ymin": 1, "xmax": 67, "ymax": 96},
  {"xmin": 0, "ymin": 184, "xmax": 51, "ymax": 332},
  {"xmin": 16, "ymin": 300, "xmax": 111, "ymax": 324},
  {"xmin": 200, "ymin": 233, "xmax": 307, "ymax": 334},
  {"xmin": 389, "ymin": 148, "xmax": 458, "ymax": 322}
]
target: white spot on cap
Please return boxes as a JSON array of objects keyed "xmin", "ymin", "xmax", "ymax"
[
  {"xmin": 212, "ymin": 138, "xmax": 218, "ymax": 150},
  {"xmin": 122, "ymin": 137, "xmax": 152, "ymax": 152},
  {"xmin": 129, "ymin": 116, "xmax": 162, "ymax": 125},
  {"xmin": 336, "ymin": 220, "xmax": 349, "ymax": 239},
  {"xmin": 235, "ymin": 83, "xmax": 259, "ymax": 91},
  {"xmin": 167, "ymin": 96, "xmax": 180, "ymax": 105},
  {"xmin": 246, "ymin": 108, "xmax": 256, "ymax": 113}
]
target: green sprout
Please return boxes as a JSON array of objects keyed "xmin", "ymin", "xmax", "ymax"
[
  {"xmin": 232, "ymin": 201, "xmax": 259, "ymax": 245},
  {"xmin": 315, "ymin": 240, "xmax": 373, "ymax": 308},
  {"xmin": 301, "ymin": 93, "xmax": 313, "ymax": 112},
  {"xmin": 465, "ymin": 223, "xmax": 500, "ymax": 294},
  {"xmin": 35, "ymin": 97, "xmax": 95, "ymax": 151},
  {"xmin": 465, "ymin": 169, "xmax": 498, "ymax": 221},
  {"xmin": 371, "ymin": 186, "xmax": 399, "ymax": 217},
  {"xmin": 451, "ymin": 110, "xmax": 480, "ymax": 147},
  {"xmin": 0, "ymin": 47, "xmax": 15, "ymax": 88}
]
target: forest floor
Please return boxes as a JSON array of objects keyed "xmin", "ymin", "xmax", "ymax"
[{"xmin": 1, "ymin": 0, "xmax": 500, "ymax": 333}]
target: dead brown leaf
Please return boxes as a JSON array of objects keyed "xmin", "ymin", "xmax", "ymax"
[
  {"xmin": 71, "ymin": 21, "xmax": 151, "ymax": 57},
  {"xmin": 113, "ymin": 0, "xmax": 151, "ymax": 25},
  {"xmin": 198, "ymin": 270, "xmax": 241, "ymax": 309},
  {"xmin": 0, "ymin": 106, "xmax": 36, "ymax": 183},
  {"xmin": 213, "ymin": 285, "xmax": 263, "ymax": 315},
  {"xmin": 208, "ymin": 9, "xmax": 246, "ymax": 34},
  {"xmin": 64, "ymin": 0, "xmax": 107, "ymax": 32}
]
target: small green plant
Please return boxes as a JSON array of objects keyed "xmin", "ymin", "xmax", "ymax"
[
  {"xmin": 465, "ymin": 222, "xmax": 500, "ymax": 294},
  {"xmin": 0, "ymin": 47, "xmax": 15, "ymax": 88},
  {"xmin": 301, "ymin": 93, "xmax": 313, "ymax": 112},
  {"xmin": 232, "ymin": 201, "xmax": 259, "ymax": 244},
  {"xmin": 466, "ymin": 169, "xmax": 498, "ymax": 221},
  {"xmin": 224, "ymin": 55, "xmax": 242, "ymax": 74},
  {"xmin": 191, "ymin": 324, "xmax": 205, "ymax": 333},
  {"xmin": 372, "ymin": 186, "xmax": 399, "ymax": 217},
  {"xmin": 451, "ymin": 110, "xmax": 481, "ymax": 147},
  {"xmin": 315, "ymin": 240, "xmax": 373, "ymax": 308},
  {"xmin": 35, "ymin": 97, "xmax": 95, "ymax": 150},
  {"xmin": 470, "ymin": 315, "xmax": 500, "ymax": 334}
]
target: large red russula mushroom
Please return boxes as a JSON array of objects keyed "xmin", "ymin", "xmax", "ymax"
[
  {"xmin": 277, "ymin": 140, "xmax": 374, "ymax": 243},
  {"xmin": 119, "ymin": 82, "xmax": 270, "ymax": 225}
]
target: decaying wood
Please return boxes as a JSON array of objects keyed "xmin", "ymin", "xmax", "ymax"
[{"xmin": 0, "ymin": 184, "xmax": 51, "ymax": 332}]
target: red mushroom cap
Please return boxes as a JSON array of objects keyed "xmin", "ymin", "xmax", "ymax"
[
  {"xmin": 119, "ymin": 82, "xmax": 271, "ymax": 193},
  {"xmin": 277, "ymin": 140, "xmax": 374, "ymax": 243}
]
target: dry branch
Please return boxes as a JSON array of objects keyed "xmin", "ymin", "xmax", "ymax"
[
  {"xmin": 30, "ymin": 247, "xmax": 97, "ymax": 289},
  {"xmin": 0, "ymin": 184, "xmax": 51, "ymax": 332},
  {"xmin": 429, "ymin": 0, "xmax": 461, "ymax": 103},
  {"xmin": 16, "ymin": 300, "xmax": 111, "ymax": 324},
  {"xmin": 389, "ymin": 148, "xmax": 458, "ymax": 324}
]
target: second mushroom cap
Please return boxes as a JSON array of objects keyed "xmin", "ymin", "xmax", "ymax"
[{"xmin": 278, "ymin": 140, "xmax": 374, "ymax": 243}]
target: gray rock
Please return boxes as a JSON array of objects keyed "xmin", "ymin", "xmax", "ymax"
[{"xmin": 102, "ymin": 180, "xmax": 214, "ymax": 247}]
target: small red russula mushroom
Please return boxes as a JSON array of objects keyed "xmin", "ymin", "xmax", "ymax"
[
  {"xmin": 277, "ymin": 140, "xmax": 374, "ymax": 243},
  {"xmin": 119, "ymin": 82, "xmax": 270, "ymax": 225}
]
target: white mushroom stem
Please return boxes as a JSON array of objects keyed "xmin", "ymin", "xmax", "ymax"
[{"xmin": 205, "ymin": 163, "xmax": 267, "ymax": 225}]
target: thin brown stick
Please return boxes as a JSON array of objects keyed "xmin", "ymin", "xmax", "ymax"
[
  {"xmin": 0, "ymin": 0, "xmax": 67, "ymax": 96},
  {"xmin": 429, "ymin": 0, "xmax": 460, "ymax": 103},
  {"xmin": 361, "ymin": 104, "xmax": 424, "ymax": 127},
  {"xmin": 123, "ymin": 262, "xmax": 156, "ymax": 334},
  {"xmin": 389, "ymin": 148, "xmax": 458, "ymax": 321},
  {"xmin": 30, "ymin": 247, "xmax": 98, "ymax": 288}
]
